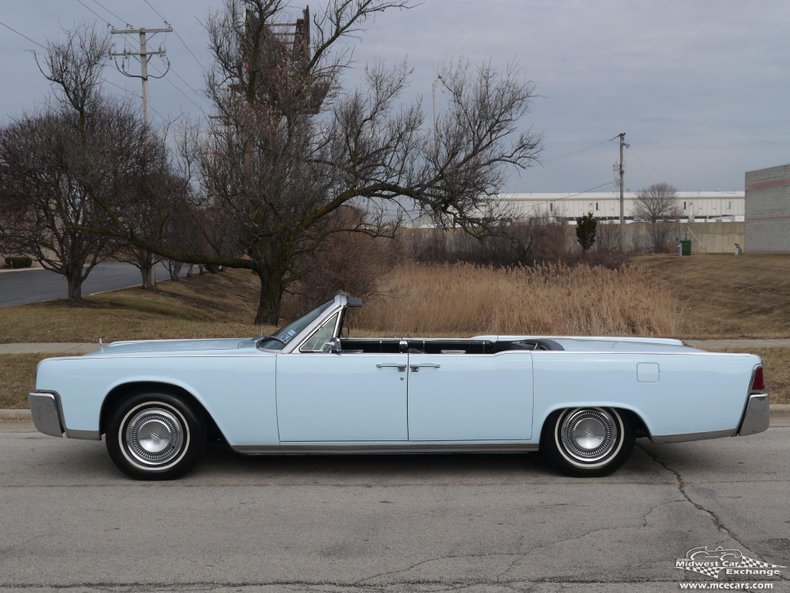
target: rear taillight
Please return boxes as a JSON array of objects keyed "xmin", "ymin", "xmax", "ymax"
[{"xmin": 750, "ymin": 366, "xmax": 765, "ymax": 393}]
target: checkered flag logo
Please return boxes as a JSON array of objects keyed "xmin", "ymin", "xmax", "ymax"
[
  {"xmin": 682, "ymin": 563, "xmax": 725, "ymax": 579},
  {"xmin": 675, "ymin": 546, "xmax": 785, "ymax": 580},
  {"xmin": 737, "ymin": 555, "xmax": 783, "ymax": 569}
]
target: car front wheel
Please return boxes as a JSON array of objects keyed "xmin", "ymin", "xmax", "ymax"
[
  {"xmin": 106, "ymin": 391, "xmax": 206, "ymax": 480},
  {"xmin": 541, "ymin": 407, "xmax": 634, "ymax": 477}
]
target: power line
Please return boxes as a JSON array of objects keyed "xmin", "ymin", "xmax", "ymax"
[
  {"xmin": 541, "ymin": 138, "xmax": 614, "ymax": 164},
  {"xmin": 0, "ymin": 20, "xmax": 47, "ymax": 49},
  {"xmin": 160, "ymin": 71, "xmax": 208, "ymax": 115},
  {"xmin": 90, "ymin": 0, "xmax": 132, "ymax": 27},
  {"xmin": 626, "ymin": 144, "xmax": 657, "ymax": 185},
  {"xmin": 147, "ymin": 59, "xmax": 210, "ymax": 112},
  {"xmin": 75, "ymin": 0, "xmax": 113, "ymax": 27},
  {"xmin": 102, "ymin": 77, "xmax": 139, "ymax": 97},
  {"xmin": 141, "ymin": 0, "xmax": 205, "ymax": 71},
  {"xmin": 170, "ymin": 68, "xmax": 205, "ymax": 100},
  {"xmin": 102, "ymin": 78, "xmax": 171, "ymax": 124},
  {"xmin": 515, "ymin": 181, "xmax": 617, "ymax": 209}
]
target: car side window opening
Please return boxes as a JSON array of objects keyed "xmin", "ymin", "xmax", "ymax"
[{"xmin": 300, "ymin": 313, "xmax": 340, "ymax": 352}]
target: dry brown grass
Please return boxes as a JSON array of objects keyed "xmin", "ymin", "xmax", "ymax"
[
  {"xmin": 0, "ymin": 354, "xmax": 61, "ymax": 408},
  {"xmin": 633, "ymin": 254, "xmax": 790, "ymax": 338},
  {"xmin": 708, "ymin": 347, "xmax": 790, "ymax": 404},
  {"xmin": 352, "ymin": 262, "xmax": 679, "ymax": 337},
  {"xmin": 0, "ymin": 270, "xmax": 266, "ymax": 343}
]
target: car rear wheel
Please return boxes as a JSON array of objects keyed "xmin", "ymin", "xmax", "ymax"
[
  {"xmin": 541, "ymin": 407, "xmax": 634, "ymax": 477},
  {"xmin": 106, "ymin": 391, "xmax": 206, "ymax": 480}
]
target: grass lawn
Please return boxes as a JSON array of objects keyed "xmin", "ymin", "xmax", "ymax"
[
  {"xmin": 1, "ymin": 354, "xmax": 60, "ymax": 408},
  {"xmin": 632, "ymin": 253, "xmax": 790, "ymax": 338},
  {"xmin": 0, "ymin": 269, "xmax": 269, "ymax": 344},
  {"xmin": 706, "ymin": 347, "xmax": 790, "ymax": 405}
]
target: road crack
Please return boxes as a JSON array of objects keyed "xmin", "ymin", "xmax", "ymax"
[{"xmin": 636, "ymin": 443, "xmax": 753, "ymax": 553}]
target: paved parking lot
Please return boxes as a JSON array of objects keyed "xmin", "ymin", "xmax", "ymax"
[{"xmin": 1, "ymin": 421, "xmax": 788, "ymax": 592}]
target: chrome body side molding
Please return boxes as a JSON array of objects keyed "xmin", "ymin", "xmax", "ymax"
[
  {"xmin": 650, "ymin": 428, "xmax": 736, "ymax": 444},
  {"xmin": 65, "ymin": 429, "xmax": 102, "ymax": 440},
  {"xmin": 232, "ymin": 442, "xmax": 540, "ymax": 455}
]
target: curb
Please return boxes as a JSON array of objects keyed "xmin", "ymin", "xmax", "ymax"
[
  {"xmin": 3, "ymin": 405, "xmax": 790, "ymax": 423},
  {"xmin": 0, "ymin": 267, "xmax": 45, "ymax": 274}
]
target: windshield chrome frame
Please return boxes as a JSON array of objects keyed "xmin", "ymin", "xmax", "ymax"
[{"xmin": 261, "ymin": 293, "xmax": 348, "ymax": 354}]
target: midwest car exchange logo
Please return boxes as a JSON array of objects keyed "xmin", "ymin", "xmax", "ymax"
[{"xmin": 675, "ymin": 546, "xmax": 784, "ymax": 580}]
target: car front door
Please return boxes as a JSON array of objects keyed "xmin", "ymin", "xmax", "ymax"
[
  {"xmin": 276, "ymin": 353, "xmax": 408, "ymax": 441},
  {"xmin": 406, "ymin": 353, "xmax": 534, "ymax": 441}
]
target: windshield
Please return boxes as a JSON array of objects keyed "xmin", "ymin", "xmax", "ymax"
[{"xmin": 258, "ymin": 299, "xmax": 335, "ymax": 351}]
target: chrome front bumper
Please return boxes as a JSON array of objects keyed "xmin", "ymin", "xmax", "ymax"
[
  {"xmin": 738, "ymin": 393, "xmax": 770, "ymax": 436},
  {"xmin": 28, "ymin": 391, "xmax": 65, "ymax": 437}
]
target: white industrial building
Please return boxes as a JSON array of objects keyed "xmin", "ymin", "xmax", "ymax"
[{"xmin": 493, "ymin": 191, "xmax": 744, "ymax": 223}]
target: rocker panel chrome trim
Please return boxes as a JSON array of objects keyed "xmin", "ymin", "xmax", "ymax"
[
  {"xmin": 64, "ymin": 429, "xmax": 102, "ymax": 440},
  {"xmin": 232, "ymin": 442, "xmax": 539, "ymax": 455},
  {"xmin": 651, "ymin": 428, "xmax": 736, "ymax": 444}
]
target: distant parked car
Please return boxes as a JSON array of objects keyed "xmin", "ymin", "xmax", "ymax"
[{"xmin": 29, "ymin": 293, "xmax": 769, "ymax": 479}]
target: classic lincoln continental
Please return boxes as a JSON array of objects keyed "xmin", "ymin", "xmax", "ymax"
[{"xmin": 29, "ymin": 293, "xmax": 769, "ymax": 479}]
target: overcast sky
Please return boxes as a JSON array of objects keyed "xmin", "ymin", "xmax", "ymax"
[{"xmin": 1, "ymin": 0, "xmax": 788, "ymax": 193}]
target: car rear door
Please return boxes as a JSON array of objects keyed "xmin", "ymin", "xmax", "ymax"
[{"xmin": 406, "ymin": 352, "xmax": 534, "ymax": 441}]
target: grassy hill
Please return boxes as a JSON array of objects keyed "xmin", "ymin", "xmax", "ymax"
[{"xmin": 632, "ymin": 253, "xmax": 790, "ymax": 339}]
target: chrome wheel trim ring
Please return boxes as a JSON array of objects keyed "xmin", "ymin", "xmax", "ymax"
[
  {"xmin": 118, "ymin": 401, "xmax": 191, "ymax": 472},
  {"xmin": 555, "ymin": 408, "xmax": 624, "ymax": 469}
]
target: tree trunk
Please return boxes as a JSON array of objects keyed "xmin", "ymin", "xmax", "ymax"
[
  {"xmin": 141, "ymin": 263, "xmax": 156, "ymax": 290},
  {"xmin": 66, "ymin": 268, "xmax": 83, "ymax": 303},
  {"xmin": 254, "ymin": 267, "xmax": 285, "ymax": 326}
]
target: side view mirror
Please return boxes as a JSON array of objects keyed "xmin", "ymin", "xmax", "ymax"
[{"xmin": 322, "ymin": 337, "xmax": 342, "ymax": 354}]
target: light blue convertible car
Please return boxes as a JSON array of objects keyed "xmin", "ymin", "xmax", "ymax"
[{"xmin": 29, "ymin": 293, "xmax": 769, "ymax": 479}]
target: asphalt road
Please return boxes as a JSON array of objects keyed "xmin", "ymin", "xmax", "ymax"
[
  {"xmin": 0, "ymin": 262, "xmax": 183, "ymax": 307},
  {"xmin": 0, "ymin": 423, "xmax": 788, "ymax": 592}
]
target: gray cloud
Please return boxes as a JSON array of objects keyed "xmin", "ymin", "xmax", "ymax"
[{"xmin": 1, "ymin": 0, "xmax": 788, "ymax": 192}]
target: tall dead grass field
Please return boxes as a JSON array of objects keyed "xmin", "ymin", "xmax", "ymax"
[{"xmin": 354, "ymin": 262, "xmax": 678, "ymax": 337}]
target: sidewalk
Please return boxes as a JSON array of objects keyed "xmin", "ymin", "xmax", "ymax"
[{"xmin": 0, "ymin": 343, "xmax": 98, "ymax": 354}]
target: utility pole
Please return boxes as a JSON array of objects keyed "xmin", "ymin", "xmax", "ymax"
[
  {"xmin": 617, "ymin": 132, "xmax": 626, "ymax": 251},
  {"xmin": 110, "ymin": 26, "xmax": 172, "ymax": 127}
]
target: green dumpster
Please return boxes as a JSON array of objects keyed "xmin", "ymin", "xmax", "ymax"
[{"xmin": 679, "ymin": 240, "xmax": 692, "ymax": 256}]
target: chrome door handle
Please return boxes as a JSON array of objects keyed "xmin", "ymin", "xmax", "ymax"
[
  {"xmin": 409, "ymin": 363, "xmax": 441, "ymax": 372},
  {"xmin": 376, "ymin": 363, "xmax": 407, "ymax": 372}
]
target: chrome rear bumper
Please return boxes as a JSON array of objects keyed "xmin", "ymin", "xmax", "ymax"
[
  {"xmin": 28, "ymin": 391, "xmax": 64, "ymax": 437},
  {"xmin": 738, "ymin": 393, "xmax": 770, "ymax": 436}
]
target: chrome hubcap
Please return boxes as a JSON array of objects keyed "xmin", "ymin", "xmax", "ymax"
[
  {"xmin": 124, "ymin": 407, "xmax": 184, "ymax": 467},
  {"xmin": 559, "ymin": 408, "xmax": 618, "ymax": 463}
]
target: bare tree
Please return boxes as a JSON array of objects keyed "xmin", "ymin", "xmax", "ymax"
[
  {"xmin": 85, "ymin": 0, "xmax": 542, "ymax": 324},
  {"xmin": 0, "ymin": 26, "xmax": 170, "ymax": 301},
  {"xmin": 635, "ymin": 182, "xmax": 679, "ymax": 252}
]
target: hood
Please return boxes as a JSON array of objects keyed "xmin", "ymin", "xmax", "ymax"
[{"xmin": 84, "ymin": 338, "xmax": 260, "ymax": 356}]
